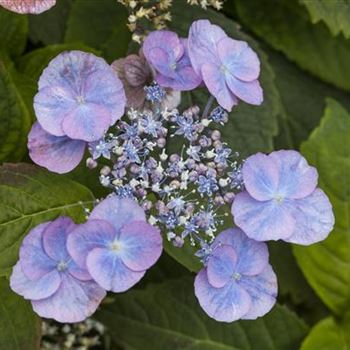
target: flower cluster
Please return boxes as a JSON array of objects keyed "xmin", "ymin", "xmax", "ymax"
[
  {"xmin": 13, "ymin": 19, "xmax": 335, "ymax": 325},
  {"xmin": 11, "ymin": 196, "xmax": 162, "ymax": 322}
]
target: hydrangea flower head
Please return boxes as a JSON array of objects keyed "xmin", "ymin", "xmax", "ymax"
[
  {"xmin": 188, "ymin": 20, "xmax": 263, "ymax": 111},
  {"xmin": 67, "ymin": 195, "xmax": 162, "ymax": 292},
  {"xmin": 0, "ymin": 0, "xmax": 56, "ymax": 14},
  {"xmin": 34, "ymin": 50, "xmax": 126, "ymax": 142},
  {"xmin": 195, "ymin": 228, "xmax": 277, "ymax": 322},
  {"xmin": 143, "ymin": 30, "xmax": 202, "ymax": 91},
  {"xmin": 232, "ymin": 150, "xmax": 335, "ymax": 244},
  {"xmin": 10, "ymin": 217, "xmax": 106, "ymax": 323}
]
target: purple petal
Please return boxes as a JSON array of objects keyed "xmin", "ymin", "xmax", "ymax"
[
  {"xmin": 201, "ymin": 63, "xmax": 238, "ymax": 112},
  {"xmin": 286, "ymin": 189, "xmax": 335, "ymax": 245},
  {"xmin": 207, "ymin": 245, "xmax": 237, "ymax": 288},
  {"xmin": 62, "ymin": 104, "xmax": 111, "ymax": 142},
  {"xmin": 67, "ymin": 219, "xmax": 116, "ymax": 269},
  {"xmin": 240, "ymin": 265, "xmax": 278, "ymax": 320},
  {"xmin": 19, "ymin": 222, "xmax": 56, "ymax": 280},
  {"xmin": 269, "ymin": 150, "xmax": 318, "ymax": 199},
  {"xmin": 10, "ymin": 262, "xmax": 61, "ymax": 301},
  {"xmin": 0, "ymin": 0, "xmax": 56, "ymax": 14},
  {"xmin": 28, "ymin": 122, "xmax": 86, "ymax": 174},
  {"xmin": 42, "ymin": 216, "xmax": 75, "ymax": 262},
  {"xmin": 119, "ymin": 221, "xmax": 162, "ymax": 272},
  {"xmin": 68, "ymin": 260, "xmax": 92, "ymax": 281},
  {"xmin": 89, "ymin": 196, "xmax": 146, "ymax": 233},
  {"xmin": 188, "ymin": 20, "xmax": 227, "ymax": 76},
  {"xmin": 242, "ymin": 152, "xmax": 280, "ymax": 201},
  {"xmin": 218, "ymin": 37, "xmax": 260, "ymax": 82},
  {"xmin": 214, "ymin": 228, "xmax": 269, "ymax": 276},
  {"xmin": 194, "ymin": 269, "xmax": 251, "ymax": 322},
  {"xmin": 226, "ymin": 75, "xmax": 263, "ymax": 105},
  {"xmin": 86, "ymin": 248, "xmax": 145, "ymax": 292},
  {"xmin": 34, "ymin": 85, "xmax": 76, "ymax": 137},
  {"xmin": 232, "ymin": 191, "xmax": 295, "ymax": 241},
  {"xmin": 32, "ymin": 273, "xmax": 106, "ymax": 323}
]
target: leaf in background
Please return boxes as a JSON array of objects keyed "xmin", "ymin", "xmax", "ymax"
[
  {"xmin": 267, "ymin": 49, "xmax": 350, "ymax": 149},
  {"xmin": 293, "ymin": 99, "xmax": 350, "ymax": 316},
  {"xmin": 65, "ymin": 0, "xmax": 130, "ymax": 62},
  {"xmin": 96, "ymin": 277, "xmax": 308, "ymax": 350},
  {"xmin": 170, "ymin": 1, "xmax": 280, "ymax": 158},
  {"xmin": 0, "ymin": 58, "xmax": 32, "ymax": 162},
  {"xmin": 301, "ymin": 315, "xmax": 350, "ymax": 350},
  {"xmin": 0, "ymin": 7, "xmax": 28, "ymax": 57},
  {"xmin": 28, "ymin": 0, "xmax": 71, "ymax": 45},
  {"xmin": 300, "ymin": 0, "xmax": 350, "ymax": 39},
  {"xmin": 0, "ymin": 277, "xmax": 41, "ymax": 350},
  {"xmin": 233, "ymin": 0, "xmax": 350, "ymax": 91},
  {"xmin": 0, "ymin": 163, "xmax": 94, "ymax": 277}
]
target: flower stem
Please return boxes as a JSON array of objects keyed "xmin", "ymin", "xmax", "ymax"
[{"xmin": 202, "ymin": 95, "xmax": 215, "ymax": 119}]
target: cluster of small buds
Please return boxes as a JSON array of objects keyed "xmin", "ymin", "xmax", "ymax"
[
  {"xmin": 87, "ymin": 82, "xmax": 244, "ymax": 252},
  {"xmin": 41, "ymin": 319, "xmax": 105, "ymax": 350},
  {"xmin": 187, "ymin": 0, "xmax": 225, "ymax": 10}
]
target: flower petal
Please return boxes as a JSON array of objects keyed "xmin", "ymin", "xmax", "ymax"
[
  {"xmin": 201, "ymin": 63, "xmax": 237, "ymax": 112},
  {"xmin": 0, "ymin": 0, "xmax": 56, "ymax": 14},
  {"xmin": 239, "ymin": 265, "xmax": 278, "ymax": 320},
  {"xmin": 226, "ymin": 74, "xmax": 263, "ymax": 105},
  {"xmin": 269, "ymin": 150, "xmax": 318, "ymax": 199},
  {"xmin": 42, "ymin": 216, "xmax": 75, "ymax": 262},
  {"xmin": 207, "ymin": 245, "xmax": 237, "ymax": 288},
  {"xmin": 232, "ymin": 191, "xmax": 295, "ymax": 241},
  {"xmin": 286, "ymin": 189, "xmax": 335, "ymax": 245},
  {"xmin": 34, "ymin": 85, "xmax": 76, "ymax": 137},
  {"xmin": 86, "ymin": 248, "xmax": 145, "ymax": 292},
  {"xmin": 214, "ymin": 228, "xmax": 269, "ymax": 276},
  {"xmin": 19, "ymin": 222, "xmax": 56, "ymax": 280},
  {"xmin": 217, "ymin": 37, "xmax": 260, "ymax": 82},
  {"xmin": 119, "ymin": 221, "xmax": 162, "ymax": 271},
  {"xmin": 194, "ymin": 269, "xmax": 251, "ymax": 322},
  {"xmin": 32, "ymin": 273, "xmax": 106, "ymax": 323},
  {"xmin": 10, "ymin": 262, "xmax": 61, "ymax": 300},
  {"xmin": 188, "ymin": 19, "xmax": 227, "ymax": 76},
  {"xmin": 89, "ymin": 196, "xmax": 146, "ymax": 233},
  {"xmin": 242, "ymin": 152, "xmax": 280, "ymax": 201},
  {"xmin": 62, "ymin": 104, "xmax": 111, "ymax": 142},
  {"xmin": 28, "ymin": 122, "xmax": 86, "ymax": 174},
  {"xmin": 67, "ymin": 219, "xmax": 116, "ymax": 268}
]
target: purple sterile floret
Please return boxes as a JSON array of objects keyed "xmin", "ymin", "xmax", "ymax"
[
  {"xmin": 34, "ymin": 50, "xmax": 126, "ymax": 142},
  {"xmin": 0, "ymin": 0, "xmax": 56, "ymax": 14},
  {"xmin": 28, "ymin": 122, "xmax": 86, "ymax": 174},
  {"xmin": 232, "ymin": 150, "xmax": 335, "ymax": 245},
  {"xmin": 143, "ymin": 30, "xmax": 201, "ymax": 91},
  {"xmin": 188, "ymin": 20, "xmax": 263, "ymax": 111},
  {"xmin": 194, "ymin": 228, "xmax": 277, "ymax": 322},
  {"xmin": 67, "ymin": 195, "xmax": 162, "ymax": 292},
  {"xmin": 10, "ymin": 217, "xmax": 106, "ymax": 323}
]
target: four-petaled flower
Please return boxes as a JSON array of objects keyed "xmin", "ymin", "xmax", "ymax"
[
  {"xmin": 188, "ymin": 20, "xmax": 263, "ymax": 111},
  {"xmin": 10, "ymin": 217, "xmax": 106, "ymax": 323},
  {"xmin": 195, "ymin": 228, "xmax": 277, "ymax": 322},
  {"xmin": 232, "ymin": 150, "xmax": 335, "ymax": 244},
  {"xmin": 67, "ymin": 196, "xmax": 162, "ymax": 292}
]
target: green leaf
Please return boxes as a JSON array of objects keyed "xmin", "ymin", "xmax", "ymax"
[
  {"xmin": 18, "ymin": 43, "xmax": 100, "ymax": 83},
  {"xmin": 0, "ymin": 58, "xmax": 32, "ymax": 162},
  {"xmin": 170, "ymin": 2, "xmax": 279, "ymax": 157},
  {"xmin": 267, "ymin": 49, "xmax": 350, "ymax": 149},
  {"xmin": 65, "ymin": 0, "xmax": 130, "ymax": 62},
  {"xmin": 293, "ymin": 99, "xmax": 350, "ymax": 316},
  {"xmin": 95, "ymin": 277, "xmax": 308, "ymax": 350},
  {"xmin": 300, "ymin": 0, "xmax": 350, "ymax": 39},
  {"xmin": 0, "ymin": 163, "xmax": 94, "ymax": 277},
  {"xmin": 234, "ymin": 0, "xmax": 350, "ymax": 91},
  {"xmin": 301, "ymin": 315, "xmax": 350, "ymax": 350},
  {"xmin": 0, "ymin": 277, "xmax": 41, "ymax": 350},
  {"xmin": 0, "ymin": 7, "xmax": 28, "ymax": 57},
  {"xmin": 28, "ymin": 0, "xmax": 71, "ymax": 45}
]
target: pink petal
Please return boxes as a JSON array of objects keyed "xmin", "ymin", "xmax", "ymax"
[{"xmin": 0, "ymin": 0, "xmax": 56, "ymax": 14}]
